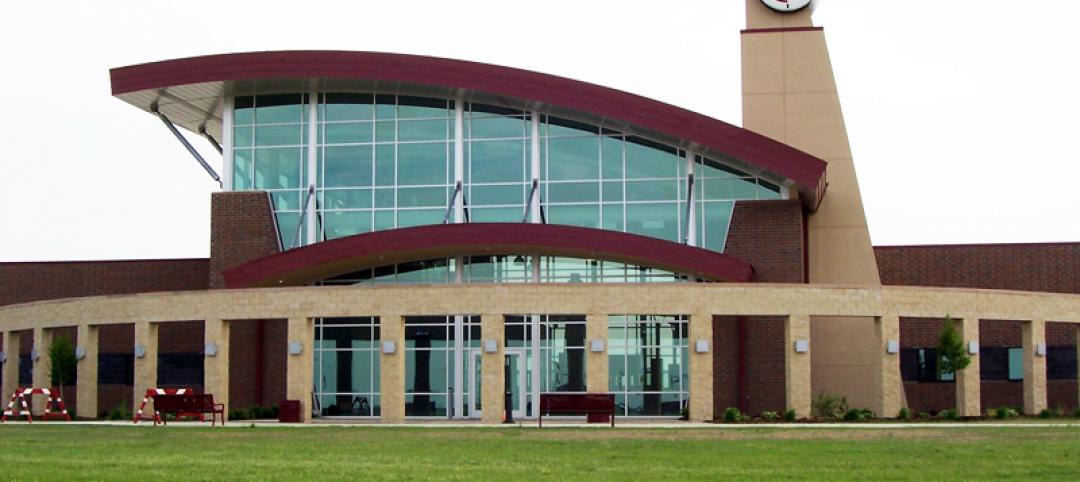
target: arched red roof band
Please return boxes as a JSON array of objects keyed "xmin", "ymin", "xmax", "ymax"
[
  {"xmin": 222, "ymin": 223, "xmax": 753, "ymax": 288},
  {"xmin": 110, "ymin": 51, "xmax": 825, "ymax": 199}
]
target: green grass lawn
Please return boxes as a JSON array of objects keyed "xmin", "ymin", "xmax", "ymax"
[{"xmin": 0, "ymin": 425, "xmax": 1078, "ymax": 480}]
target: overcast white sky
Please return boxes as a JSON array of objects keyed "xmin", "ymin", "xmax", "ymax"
[{"xmin": 1, "ymin": 1, "xmax": 1077, "ymax": 262}]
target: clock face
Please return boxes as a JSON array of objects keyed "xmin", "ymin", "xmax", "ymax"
[{"xmin": 760, "ymin": 0, "xmax": 813, "ymax": 12}]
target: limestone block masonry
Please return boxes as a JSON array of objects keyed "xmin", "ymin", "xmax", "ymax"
[
  {"xmin": 132, "ymin": 322, "xmax": 159, "ymax": 412},
  {"xmin": 481, "ymin": 313, "xmax": 505, "ymax": 424},
  {"xmin": 785, "ymin": 314, "xmax": 811, "ymax": 417},
  {"xmin": 379, "ymin": 314, "xmax": 405, "ymax": 423},
  {"xmin": 689, "ymin": 312, "xmax": 714, "ymax": 421},
  {"xmin": 204, "ymin": 319, "xmax": 230, "ymax": 421},
  {"xmin": 285, "ymin": 317, "xmax": 314, "ymax": 423},
  {"xmin": 1023, "ymin": 319, "xmax": 1047, "ymax": 414},
  {"xmin": 76, "ymin": 324, "xmax": 99, "ymax": 419},
  {"xmin": 585, "ymin": 313, "xmax": 608, "ymax": 394},
  {"xmin": 955, "ymin": 317, "xmax": 981, "ymax": 417}
]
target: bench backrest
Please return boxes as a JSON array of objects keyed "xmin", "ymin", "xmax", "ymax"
[
  {"xmin": 154, "ymin": 394, "xmax": 217, "ymax": 411},
  {"xmin": 540, "ymin": 393, "xmax": 614, "ymax": 412}
]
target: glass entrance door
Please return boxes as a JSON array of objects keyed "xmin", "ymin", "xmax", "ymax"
[
  {"xmin": 505, "ymin": 349, "xmax": 527, "ymax": 419},
  {"xmin": 468, "ymin": 350, "xmax": 482, "ymax": 418}
]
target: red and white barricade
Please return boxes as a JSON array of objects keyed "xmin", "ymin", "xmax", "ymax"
[
  {"xmin": 133, "ymin": 388, "xmax": 194, "ymax": 424},
  {"xmin": 1, "ymin": 388, "xmax": 72, "ymax": 423}
]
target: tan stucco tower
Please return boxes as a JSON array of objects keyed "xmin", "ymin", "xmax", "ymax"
[{"xmin": 742, "ymin": 1, "xmax": 896, "ymax": 415}]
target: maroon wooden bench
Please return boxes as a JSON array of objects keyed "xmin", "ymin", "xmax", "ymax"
[
  {"xmin": 538, "ymin": 393, "xmax": 615, "ymax": 427},
  {"xmin": 155, "ymin": 394, "xmax": 226, "ymax": 426}
]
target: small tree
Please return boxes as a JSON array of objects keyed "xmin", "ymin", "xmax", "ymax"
[
  {"xmin": 48, "ymin": 335, "xmax": 78, "ymax": 400},
  {"xmin": 937, "ymin": 315, "xmax": 971, "ymax": 376}
]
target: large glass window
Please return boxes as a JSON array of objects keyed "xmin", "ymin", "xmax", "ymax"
[
  {"xmin": 233, "ymin": 94, "xmax": 310, "ymax": 249},
  {"xmin": 539, "ymin": 315, "xmax": 587, "ymax": 393},
  {"xmin": 403, "ymin": 315, "xmax": 481, "ymax": 418},
  {"xmin": 314, "ymin": 317, "xmax": 380, "ymax": 417},
  {"xmin": 607, "ymin": 315, "xmax": 689, "ymax": 417},
  {"xmin": 316, "ymin": 94, "xmax": 452, "ymax": 241},
  {"xmin": 231, "ymin": 92, "xmax": 785, "ymax": 254},
  {"xmin": 316, "ymin": 255, "xmax": 690, "ymax": 285}
]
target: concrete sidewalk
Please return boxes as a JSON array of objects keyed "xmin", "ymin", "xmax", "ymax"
[{"xmin": 4, "ymin": 420, "xmax": 1079, "ymax": 429}]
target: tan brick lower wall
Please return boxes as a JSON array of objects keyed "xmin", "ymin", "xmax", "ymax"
[{"xmin": 1, "ymin": 283, "xmax": 1078, "ymax": 422}]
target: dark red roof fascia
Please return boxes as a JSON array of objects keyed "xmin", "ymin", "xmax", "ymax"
[
  {"xmin": 222, "ymin": 223, "xmax": 753, "ymax": 288},
  {"xmin": 111, "ymin": 51, "xmax": 825, "ymax": 195}
]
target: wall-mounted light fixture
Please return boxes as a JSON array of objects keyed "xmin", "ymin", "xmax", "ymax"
[
  {"xmin": 30, "ymin": 349, "xmax": 40, "ymax": 361},
  {"xmin": 287, "ymin": 341, "xmax": 303, "ymax": 355},
  {"xmin": 0, "ymin": 351, "xmax": 6, "ymax": 363},
  {"xmin": 483, "ymin": 340, "xmax": 498, "ymax": 353},
  {"xmin": 204, "ymin": 343, "xmax": 219, "ymax": 357},
  {"xmin": 967, "ymin": 341, "xmax": 979, "ymax": 355},
  {"xmin": 590, "ymin": 339, "xmax": 605, "ymax": 353},
  {"xmin": 134, "ymin": 344, "xmax": 147, "ymax": 359},
  {"xmin": 75, "ymin": 347, "xmax": 87, "ymax": 360},
  {"xmin": 695, "ymin": 340, "xmax": 710, "ymax": 354},
  {"xmin": 382, "ymin": 341, "xmax": 396, "ymax": 354},
  {"xmin": 886, "ymin": 340, "xmax": 900, "ymax": 354},
  {"xmin": 794, "ymin": 339, "xmax": 809, "ymax": 353},
  {"xmin": 1035, "ymin": 342, "xmax": 1047, "ymax": 357}
]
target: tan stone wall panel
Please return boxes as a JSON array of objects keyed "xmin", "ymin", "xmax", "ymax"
[
  {"xmin": 1023, "ymin": 319, "xmax": 1047, "ymax": 414},
  {"xmin": 76, "ymin": 324, "xmax": 98, "ymax": 419}
]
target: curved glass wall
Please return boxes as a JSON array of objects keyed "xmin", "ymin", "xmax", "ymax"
[
  {"xmin": 317, "ymin": 255, "xmax": 691, "ymax": 285},
  {"xmin": 231, "ymin": 92, "xmax": 783, "ymax": 253}
]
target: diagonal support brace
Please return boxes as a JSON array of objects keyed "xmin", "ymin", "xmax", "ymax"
[{"xmin": 153, "ymin": 107, "xmax": 222, "ymax": 187}]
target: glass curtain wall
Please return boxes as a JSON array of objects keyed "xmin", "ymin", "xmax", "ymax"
[
  {"xmin": 230, "ymin": 92, "xmax": 783, "ymax": 253},
  {"xmin": 316, "ymin": 256, "xmax": 687, "ymax": 285},
  {"xmin": 404, "ymin": 315, "xmax": 480, "ymax": 418},
  {"xmin": 317, "ymin": 94, "xmax": 453, "ymax": 240},
  {"xmin": 608, "ymin": 315, "xmax": 689, "ymax": 417},
  {"xmin": 314, "ymin": 317, "xmax": 380, "ymax": 417},
  {"xmin": 233, "ymin": 94, "xmax": 309, "ymax": 249},
  {"xmin": 539, "ymin": 315, "xmax": 587, "ymax": 393}
]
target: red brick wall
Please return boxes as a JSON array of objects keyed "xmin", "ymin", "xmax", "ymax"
[
  {"xmin": 208, "ymin": 191, "xmax": 280, "ymax": 289},
  {"xmin": 886, "ymin": 244, "xmax": 1080, "ymax": 413},
  {"xmin": 875, "ymin": 243, "xmax": 1080, "ymax": 294},
  {"xmin": 724, "ymin": 200, "xmax": 805, "ymax": 283},
  {"xmin": 979, "ymin": 320, "xmax": 1022, "ymax": 412},
  {"xmin": 713, "ymin": 315, "xmax": 786, "ymax": 418},
  {"xmin": 98, "ymin": 324, "xmax": 133, "ymax": 417},
  {"xmin": 228, "ymin": 319, "xmax": 287, "ymax": 409},
  {"xmin": 1047, "ymin": 323, "xmax": 1078, "ymax": 410},
  {"xmin": 0, "ymin": 259, "xmax": 209, "ymax": 307},
  {"xmin": 899, "ymin": 317, "xmax": 955, "ymax": 413}
]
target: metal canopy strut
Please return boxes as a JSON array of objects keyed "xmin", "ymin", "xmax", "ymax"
[
  {"xmin": 198, "ymin": 124, "xmax": 223, "ymax": 154},
  {"xmin": 152, "ymin": 106, "xmax": 222, "ymax": 187},
  {"xmin": 292, "ymin": 185, "xmax": 316, "ymax": 249},
  {"xmin": 523, "ymin": 178, "xmax": 547, "ymax": 224},
  {"xmin": 683, "ymin": 173, "xmax": 695, "ymax": 244}
]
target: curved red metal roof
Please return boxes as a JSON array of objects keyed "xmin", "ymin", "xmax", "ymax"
[
  {"xmin": 222, "ymin": 223, "xmax": 753, "ymax": 288},
  {"xmin": 110, "ymin": 51, "xmax": 826, "ymax": 204}
]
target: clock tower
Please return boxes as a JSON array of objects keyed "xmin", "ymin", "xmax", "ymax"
[{"xmin": 741, "ymin": 0, "xmax": 900, "ymax": 421}]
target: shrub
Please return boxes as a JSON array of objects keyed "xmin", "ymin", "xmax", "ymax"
[
  {"xmin": 940, "ymin": 409, "xmax": 959, "ymax": 420},
  {"xmin": 1074, "ymin": 407, "xmax": 1080, "ymax": 418},
  {"xmin": 812, "ymin": 392, "xmax": 848, "ymax": 419},
  {"xmin": 680, "ymin": 405, "xmax": 689, "ymax": 421},
  {"xmin": 843, "ymin": 408, "xmax": 874, "ymax": 422},
  {"xmin": 897, "ymin": 407, "xmax": 911, "ymax": 420},
  {"xmin": 249, "ymin": 405, "xmax": 280, "ymax": 419},
  {"xmin": 723, "ymin": 407, "xmax": 742, "ymax": 423},
  {"xmin": 1039, "ymin": 409, "xmax": 1053, "ymax": 419},
  {"xmin": 993, "ymin": 407, "xmax": 1018, "ymax": 420},
  {"xmin": 761, "ymin": 411, "xmax": 780, "ymax": 421},
  {"xmin": 229, "ymin": 408, "xmax": 253, "ymax": 421},
  {"xmin": 917, "ymin": 411, "xmax": 932, "ymax": 420},
  {"xmin": 107, "ymin": 405, "xmax": 132, "ymax": 421},
  {"xmin": 783, "ymin": 409, "xmax": 797, "ymax": 422}
]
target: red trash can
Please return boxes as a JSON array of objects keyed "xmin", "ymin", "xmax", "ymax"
[{"xmin": 279, "ymin": 400, "xmax": 301, "ymax": 423}]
